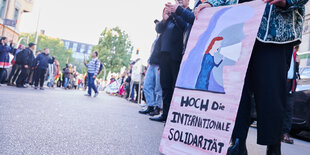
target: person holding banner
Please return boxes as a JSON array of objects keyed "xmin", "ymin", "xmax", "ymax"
[
  {"xmin": 84, "ymin": 51, "xmax": 100, "ymax": 97},
  {"xmin": 195, "ymin": 0, "xmax": 308, "ymax": 154},
  {"xmin": 150, "ymin": 0, "xmax": 191, "ymax": 122}
]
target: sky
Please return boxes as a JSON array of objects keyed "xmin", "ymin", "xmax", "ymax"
[{"xmin": 19, "ymin": 0, "xmax": 196, "ymax": 64}]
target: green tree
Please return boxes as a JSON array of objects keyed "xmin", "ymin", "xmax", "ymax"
[
  {"xmin": 19, "ymin": 33, "xmax": 74, "ymax": 70},
  {"xmin": 93, "ymin": 27, "xmax": 133, "ymax": 78}
]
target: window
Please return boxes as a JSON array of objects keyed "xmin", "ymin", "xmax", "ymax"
[
  {"xmin": 72, "ymin": 43, "xmax": 78, "ymax": 52},
  {"xmin": 80, "ymin": 44, "xmax": 85, "ymax": 53},
  {"xmin": 64, "ymin": 41, "xmax": 70, "ymax": 49},
  {"xmin": 14, "ymin": 8, "xmax": 19, "ymax": 21},
  {"xmin": 88, "ymin": 46, "xmax": 92, "ymax": 54},
  {"xmin": 0, "ymin": 0, "xmax": 7, "ymax": 18}
]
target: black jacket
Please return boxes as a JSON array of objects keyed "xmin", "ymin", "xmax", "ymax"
[
  {"xmin": 156, "ymin": 9, "xmax": 190, "ymax": 62},
  {"xmin": 34, "ymin": 53, "xmax": 55, "ymax": 69},
  {"xmin": 149, "ymin": 36, "xmax": 161, "ymax": 65},
  {"xmin": 175, "ymin": 2, "xmax": 200, "ymax": 54},
  {"xmin": 20, "ymin": 48, "xmax": 35, "ymax": 67}
]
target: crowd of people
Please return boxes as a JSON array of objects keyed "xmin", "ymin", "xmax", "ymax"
[
  {"xmin": 0, "ymin": 38, "xmax": 94, "ymax": 91},
  {"xmin": 0, "ymin": 0, "xmax": 308, "ymax": 154},
  {"xmin": 105, "ymin": 0, "xmax": 307, "ymax": 155}
]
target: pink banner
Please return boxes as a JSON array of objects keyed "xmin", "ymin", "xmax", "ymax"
[{"xmin": 159, "ymin": 1, "xmax": 266, "ymax": 154}]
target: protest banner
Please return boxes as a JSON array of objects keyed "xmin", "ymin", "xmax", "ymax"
[
  {"xmin": 159, "ymin": 1, "xmax": 266, "ymax": 154},
  {"xmin": 104, "ymin": 78, "xmax": 122, "ymax": 93}
]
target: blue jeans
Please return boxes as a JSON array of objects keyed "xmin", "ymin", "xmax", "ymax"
[
  {"xmin": 88, "ymin": 73, "xmax": 98, "ymax": 95},
  {"xmin": 143, "ymin": 65, "xmax": 162, "ymax": 108},
  {"xmin": 64, "ymin": 78, "xmax": 69, "ymax": 88},
  {"xmin": 130, "ymin": 83, "xmax": 135, "ymax": 99}
]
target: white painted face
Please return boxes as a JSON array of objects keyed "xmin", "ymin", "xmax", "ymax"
[
  {"xmin": 219, "ymin": 43, "xmax": 242, "ymax": 62},
  {"xmin": 209, "ymin": 40, "xmax": 222, "ymax": 56}
]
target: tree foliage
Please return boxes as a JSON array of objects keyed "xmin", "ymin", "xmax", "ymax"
[
  {"xmin": 93, "ymin": 27, "xmax": 133, "ymax": 77},
  {"xmin": 19, "ymin": 33, "xmax": 75, "ymax": 71}
]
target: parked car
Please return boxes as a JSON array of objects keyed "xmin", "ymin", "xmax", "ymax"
[
  {"xmin": 250, "ymin": 67, "xmax": 310, "ymax": 134},
  {"xmin": 291, "ymin": 67, "xmax": 310, "ymax": 133}
]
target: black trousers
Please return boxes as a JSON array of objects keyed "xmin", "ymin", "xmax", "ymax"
[
  {"xmin": 134, "ymin": 83, "xmax": 140, "ymax": 102},
  {"xmin": 35, "ymin": 68, "xmax": 47, "ymax": 87},
  {"xmin": 232, "ymin": 40, "xmax": 294, "ymax": 145},
  {"xmin": 29, "ymin": 68, "xmax": 37, "ymax": 85},
  {"xmin": 8, "ymin": 64, "xmax": 21, "ymax": 84},
  {"xmin": 159, "ymin": 52, "xmax": 181, "ymax": 119},
  {"xmin": 282, "ymin": 80, "xmax": 295, "ymax": 134},
  {"xmin": 125, "ymin": 83, "xmax": 131, "ymax": 99},
  {"xmin": 16, "ymin": 67, "xmax": 30, "ymax": 86},
  {"xmin": 0, "ymin": 68, "xmax": 6, "ymax": 83}
]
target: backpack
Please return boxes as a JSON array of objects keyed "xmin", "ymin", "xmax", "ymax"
[
  {"xmin": 15, "ymin": 49, "xmax": 24, "ymax": 65},
  {"xmin": 96, "ymin": 59, "xmax": 103, "ymax": 75}
]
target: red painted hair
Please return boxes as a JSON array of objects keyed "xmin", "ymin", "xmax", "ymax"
[{"xmin": 205, "ymin": 37, "xmax": 223, "ymax": 54}]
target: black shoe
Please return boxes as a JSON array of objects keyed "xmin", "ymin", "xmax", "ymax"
[
  {"xmin": 34, "ymin": 86, "xmax": 38, "ymax": 89},
  {"xmin": 139, "ymin": 106, "xmax": 154, "ymax": 115},
  {"xmin": 267, "ymin": 143, "xmax": 281, "ymax": 155},
  {"xmin": 40, "ymin": 87, "xmax": 44, "ymax": 90},
  {"xmin": 149, "ymin": 106, "xmax": 160, "ymax": 116},
  {"xmin": 7, "ymin": 83, "xmax": 12, "ymax": 86},
  {"xmin": 149, "ymin": 115, "xmax": 166, "ymax": 122},
  {"xmin": 227, "ymin": 138, "xmax": 248, "ymax": 155},
  {"xmin": 84, "ymin": 94, "xmax": 91, "ymax": 97}
]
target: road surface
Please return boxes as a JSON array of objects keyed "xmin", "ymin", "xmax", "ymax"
[{"xmin": 0, "ymin": 86, "xmax": 310, "ymax": 155}]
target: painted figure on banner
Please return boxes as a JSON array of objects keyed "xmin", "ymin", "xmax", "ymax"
[
  {"xmin": 176, "ymin": 6, "xmax": 254, "ymax": 94},
  {"xmin": 195, "ymin": 36, "xmax": 224, "ymax": 92}
]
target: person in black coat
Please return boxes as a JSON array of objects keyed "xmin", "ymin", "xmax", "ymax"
[
  {"xmin": 166, "ymin": 0, "xmax": 201, "ymax": 53},
  {"xmin": 16, "ymin": 43, "xmax": 35, "ymax": 88},
  {"xmin": 150, "ymin": 0, "xmax": 191, "ymax": 122},
  {"xmin": 33, "ymin": 48, "xmax": 55, "ymax": 90}
]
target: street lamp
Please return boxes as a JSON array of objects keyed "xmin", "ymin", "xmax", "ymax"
[{"xmin": 33, "ymin": 8, "xmax": 41, "ymax": 52}]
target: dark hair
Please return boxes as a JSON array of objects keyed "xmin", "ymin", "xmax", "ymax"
[
  {"xmin": 0, "ymin": 37, "xmax": 7, "ymax": 43},
  {"xmin": 1, "ymin": 37, "xmax": 7, "ymax": 41},
  {"xmin": 28, "ymin": 43, "xmax": 36, "ymax": 48},
  {"xmin": 154, "ymin": 19, "xmax": 159, "ymax": 24},
  {"xmin": 94, "ymin": 51, "xmax": 98, "ymax": 57}
]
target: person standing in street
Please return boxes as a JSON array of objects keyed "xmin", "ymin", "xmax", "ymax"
[
  {"xmin": 139, "ymin": 19, "xmax": 162, "ymax": 116},
  {"xmin": 29, "ymin": 50, "xmax": 42, "ymax": 87},
  {"xmin": 33, "ymin": 48, "xmax": 55, "ymax": 90},
  {"xmin": 7, "ymin": 44, "xmax": 25, "ymax": 86},
  {"xmin": 131, "ymin": 58, "xmax": 143, "ymax": 103},
  {"xmin": 195, "ymin": 0, "xmax": 308, "ymax": 154},
  {"xmin": 0, "ymin": 37, "xmax": 14, "ymax": 85},
  {"xmin": 63, "ymin": 63, "xmax": 73, "ymax": 89},
  {"xmin": 150, "ymin": 0, "xmax": 191, "ymax": 122},
  {"xmin": 16, "ymin": 43, "xmax": 35, "ymax": 88},
  {"xmin": 84, "ymin": 51, "xmax": 100, "ymax": 97}
]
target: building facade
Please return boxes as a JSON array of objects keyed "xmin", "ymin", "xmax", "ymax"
[
  {"xmin": 62, "ymin": 39, "xmax": 95, "ymax": 60},
  {"xmin": 0, "ymin": 0, "xmax": 33, "ymax": 43},
  {"xmin": 300, "ymin": 2, "xmax": 310, "ymax": 53}
]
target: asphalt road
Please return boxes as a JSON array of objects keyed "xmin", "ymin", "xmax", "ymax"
[{"xmin": 1, "ymin": 86, "xmax": 310, "ymax": 155}]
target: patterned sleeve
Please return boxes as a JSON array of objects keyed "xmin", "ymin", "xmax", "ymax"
[
  {"xmin": 285, "ymin": 0, "xmax": 308, "ymax": 11},
  {"xmin": 206, "ymin": 0, "xmax": 236, "ymax": 7}
]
